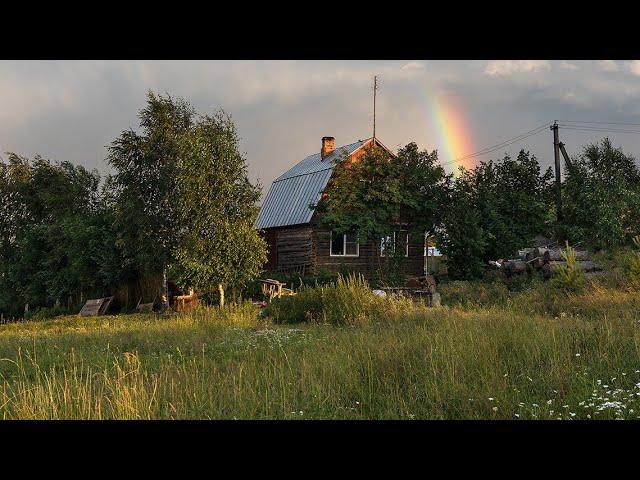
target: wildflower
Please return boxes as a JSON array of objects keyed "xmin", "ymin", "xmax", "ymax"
[
  {"xmin": 532, "ymin": 403, "xmax": 539, "ymax": 408},
  {"xmin": 547, "ymin": 400, "xmax": 553, "ymax": 405},
  {"xmin": 492, "ymin": 407, "xmax": 498, "ymax": 412},
  {"xmin": 488, "ymin": 397, "xmax": 494, "ymax": 401},
  {"xmin": 575, "ymin": 353, "xmax": 581, "ymax": 357}
]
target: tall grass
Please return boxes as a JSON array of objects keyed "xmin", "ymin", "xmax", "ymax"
[
  {"xmin": 1, "ymin": 276, "xmax": 640, "ymax": 419},
  {"xmin": 262, "ymin": 274, "xmax": 417, "ymax": 325}
]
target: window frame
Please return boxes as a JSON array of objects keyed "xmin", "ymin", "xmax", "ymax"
[
  {"xmin": 380, "ymin": 230, "xmax": 409, "ymax": 257},
  {"xmin": 329, "ymin": 230, "xmax": 360, "ymax": 257}
]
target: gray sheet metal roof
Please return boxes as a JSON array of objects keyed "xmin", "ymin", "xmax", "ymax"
[{"xmin": 255, "ymin": 140, "xmax": 368, "ymax": 229}]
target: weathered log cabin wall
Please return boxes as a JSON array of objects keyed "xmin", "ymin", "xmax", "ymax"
[
  {"xmin": 312, "ymin": 228, "xmax": 425, "ymax": 277},
  {"xmin": 261, "ymin": 225, "xmax": 314, "ymax": 274}
]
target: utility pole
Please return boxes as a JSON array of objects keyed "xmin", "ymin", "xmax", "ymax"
[
  {"xmin": 551, "ymin": 120, "xmax": 562, "ymax": 222},
  {"xmin": 373, "ymin": 75, "xmax": 378, "ymax": 140}
]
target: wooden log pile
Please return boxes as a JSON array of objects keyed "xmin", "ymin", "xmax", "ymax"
[{"xmin": 498, "ymin": 243, "xmax": 602, "ymax": 280}]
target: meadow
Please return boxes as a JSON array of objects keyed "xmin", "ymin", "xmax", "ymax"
[{"xmin": 1, "ymin": 259, "xmax": 640, "ymax": 420}]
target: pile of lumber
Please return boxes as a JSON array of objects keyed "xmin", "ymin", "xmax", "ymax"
[{"xmin": 499, "ymin": 244, "xmax": 602, "ymax": 279}]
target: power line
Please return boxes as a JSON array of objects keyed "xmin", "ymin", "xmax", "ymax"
[
  {"xmin": 440, "ymin": 122, "xmax": 551, "ymax": 168},
  {"xmin": 558, "ymin": 119, "xmax": 640, "ymax": 127},
  {"xmin": 558, "ymin": 125, "xmax": 640, "ymax": 135},
  {"xmin": 439, "ymin": 118, "xmax": 640, "ymax": 171}
]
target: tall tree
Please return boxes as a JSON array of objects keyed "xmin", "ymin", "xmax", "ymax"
[
  {"xmin": 435, "ymin": 172, "xmax": 486, "ymax": 280},
  {"xmin": 563, "ymin": 138, "xmax": 640, "ymax": 249},
  {"xmin": 469, "ymin": 150, "xmax": 554, "ymax": 261},
  {"xmin": 172, "ymin": 112, "xmax": 266, "ymax": 306},
  {"xmin": 107, "ymin": 92, "xmax": 195, "ymax": 305},
  {"xmin": 314, "ymin": 141, "xmax": 449, "ymax": 249}
]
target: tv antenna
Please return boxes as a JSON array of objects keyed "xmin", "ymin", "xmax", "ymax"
[{"xmin": 373, "ymin": 75, "xmax": 379, "ymax": 140}]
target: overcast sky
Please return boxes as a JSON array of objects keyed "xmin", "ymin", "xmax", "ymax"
[{"xmin": 2, "ymin": 60, "xmax": 640, "ymax": 199}]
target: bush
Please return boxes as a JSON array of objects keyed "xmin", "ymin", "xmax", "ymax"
[
  {"xmin": 551, "ymin": 246, "xmax": 585, "ymax": 292},
  {"xmin": 612, "ymin": 236, "xmax": 640, "ymax": 288},
  {"xmin": 262, "ymin": 274, "xmax": 415, "ymax": 325},
  {"xmin": 24, "ymin": 305, "xmax": 70, "ymax": 322}
]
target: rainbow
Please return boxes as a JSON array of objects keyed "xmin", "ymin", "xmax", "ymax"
[{"xmin": 423, "ymin": 89, "xmax": 475, "ymax": 175}]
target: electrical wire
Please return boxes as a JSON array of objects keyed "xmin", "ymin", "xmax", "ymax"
[
  {"xmin": 557, "ymin": 120, "xmax": 640, "ymax": 127},
  {"xmin": 439, "ymin": 118, "xmax": 640, "ymax": 170},
  {"xmin": 558, "ymin": 125, "xmax": 640, "ymax": 135},
  {"xmin": 440, "ymin": 122, "xmax": 551, "ymax": 168}
]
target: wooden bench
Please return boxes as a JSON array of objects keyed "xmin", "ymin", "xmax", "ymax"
[
  {"xmin": 175, "ymin": 289, "xmax": 198, "ymax": 312},
  {"xmin": 258, "ymin": 279, "xmax": 295, "ymax": 302}
]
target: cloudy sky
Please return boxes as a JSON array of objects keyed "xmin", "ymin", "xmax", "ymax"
[{"xmin": 2, "ymin": 60, "xmax": 640, "ymax": 199}]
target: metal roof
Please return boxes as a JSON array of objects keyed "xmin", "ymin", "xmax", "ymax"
[{"xmin": 255, "ymin": 140, "xmax": 369, "ymax": 229}]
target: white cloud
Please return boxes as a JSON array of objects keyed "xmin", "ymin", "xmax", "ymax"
[
  {"xmin": 560, "ymin": 61, "xmax": 578, "ymax": 71},
  {"xmin": 627, "ymin": 60, "xmax": 640, "ymax": 76},
  {"xmin": 484, "ymin": 60, "xmax": 550, "ymax": 76},
  {"xmin": 597, "ymin": 60, "xmax": 618, "ymax": 72},
  {"xmin": 401, "ymin": 61, "xmax": 423, "ymax": 71}
]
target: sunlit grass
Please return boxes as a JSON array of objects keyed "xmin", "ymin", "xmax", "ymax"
[{"xmin": 0, "ymin": 282, "xmax": 639, "ymax": 419}]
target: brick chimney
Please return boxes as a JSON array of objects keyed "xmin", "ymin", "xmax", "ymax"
[{"xmin": 321, "ymin": 136, "xmax": 335, "ymax": 159}]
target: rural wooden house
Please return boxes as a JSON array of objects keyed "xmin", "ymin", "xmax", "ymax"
[{"xmin": 255, "ymin": 136, "xmax": 433, "ymax": 277}]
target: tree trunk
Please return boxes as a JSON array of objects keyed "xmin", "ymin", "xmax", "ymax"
[
  {"xmin": 218, "ymin": 284, "xmax": 225, "ymax": 308},
  {"xmin": 162, "ymin": 267, "xmax": 169, "ymax": 309}
]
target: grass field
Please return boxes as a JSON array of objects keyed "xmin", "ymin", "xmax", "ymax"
[{"xmin": 1, "ymin": 268, "xmax": 640, "ymax": 420}]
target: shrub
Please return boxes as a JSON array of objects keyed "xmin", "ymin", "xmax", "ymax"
[
  {"xmin": 25, "ymin": 305, "xmax": 70, "ymax": 322},
  {"xmin": 615, "ymin": 236, "xmax": 640, "ymax": 288},
  {"xmin": 262, "ymin": 274, "xmax": 415, "ymax": 325},
  {"xmin": 551, "ymin": 246, "xmax": 585, "ymax": 292}
]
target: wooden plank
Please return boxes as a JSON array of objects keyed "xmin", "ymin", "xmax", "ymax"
[{"xmin": 79, "ymin": 298, "xmax": 106, "ymax": 317}]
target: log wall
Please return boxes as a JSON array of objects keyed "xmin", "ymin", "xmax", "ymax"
[{"xmin": 312, "ymin": 228, "xmax": 425, "ymax": 277}]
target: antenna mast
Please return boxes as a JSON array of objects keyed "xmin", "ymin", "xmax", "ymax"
[{"xmin": 373, "ymin": 75, "xmax": 378, "ymax": 140}]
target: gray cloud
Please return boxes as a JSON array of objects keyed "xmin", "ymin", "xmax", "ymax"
[{"xmin": 1, "ymin": 60, "xmax": 639, "ymax": 200}]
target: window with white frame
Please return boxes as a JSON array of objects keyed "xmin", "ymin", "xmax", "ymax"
[
  {"xmin": 330, "ymin": 230, "xmax": 359, "ymax": 256},
  {"xmin": 380, "ymin": 231, "xmax": 409, "ymax": 257}
]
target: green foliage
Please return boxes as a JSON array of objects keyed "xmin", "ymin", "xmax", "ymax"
[
  {"xmin": 262, "ymin": 274, "xmax": 415, "ymax": 325},
  {"xmin": 436, "ymin": 176, "xmax": 486, "ymax": 280},
  {"xmin": 0, "ymin": 153, "xmax": 110, "ymax": 317},
  {"xmin": 437, "ymin": 150, "xmax": 552, "ymax": 280},
  {"xmin": 24, "ymin": 305, "xmax": 70, "ymax": 322},
  {"xmin": 616, "ymin": 236, "xmax": 640, "ymax": 287},
  {"xmin": 1, "ymin": 91, "xmax": 266, "ymax": 317},
  {"xmin": 314, "ymin": 141, "xmax": 448, "ymax": 246},
  {"xmin": 172, "ymin": 112, "xmax": 266, "ymax": 298},
  {"xmin": 563, "ymin": 138, "xmax": 640, "ymax": 249},
  {"xmin": 108, "ymin": 91, "xmax": 196, "ymax": 287},
  {"xmin": 551, "ymin": 246, "xmax": 585, "ymax": 292},
  {"xmin": 438, "ymin": 280, "xmax": 510, "ymax": 307}
]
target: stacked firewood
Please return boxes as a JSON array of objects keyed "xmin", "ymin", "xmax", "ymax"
[{"xmin": 499, "ymin": 244, "xmax": 602, "ymax": 279}]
